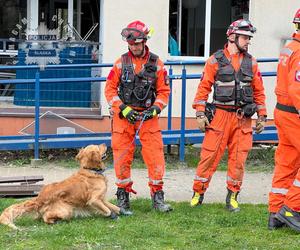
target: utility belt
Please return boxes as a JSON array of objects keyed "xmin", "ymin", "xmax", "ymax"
[
  {"xmin": 215, "ymin": 103, "xmax": 257, "ymax": 118},
  {"xmin": 276, "ymin": 103, "xmax": 298, "ymax": 114},
  {"xmin": 215, "ymin": 106, "xmax": 239, "ymax": 113}
]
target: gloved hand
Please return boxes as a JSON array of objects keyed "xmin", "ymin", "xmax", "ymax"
[
  {"xmin": 255, "ymin": 115, "xmax": 267, "ymax": 134},
  {"xmin": 119, "ymin": 104, "xmax": 139, "ymax": 124},
  {"xmin": 142, "ymin": 105, "xmax": 161, "ymax": 121},
  {"xmin": 196, "ymin": 111, "xmax": 210, "ymax": 132}
]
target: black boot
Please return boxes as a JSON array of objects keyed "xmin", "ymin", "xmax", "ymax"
[
  {"xmin": 225, "ymin": 189, "xmax": 240, "ymax": 212},
  {"xmin": 276, "ymin": 205, "xmax": 300, "ymax": 233},
  {"xmin": 268, "ymin": 212, "xmax": 285, "ymax": 230},
  {"xmin": 116, "ymin": 188, "xmax": 133, "ymax": 215},
  {"xmin": 152, "ymin": 190, "xmax": 173, "ymax": 212}
]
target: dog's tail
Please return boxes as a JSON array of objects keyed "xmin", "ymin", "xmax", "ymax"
[{"xmin": 0, "ymin": 198, "xmax": 38, "ymax": 230}]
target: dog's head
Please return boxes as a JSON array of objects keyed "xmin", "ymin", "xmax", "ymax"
[{"xmin": 76, "ymin": 144, "xmax": 108, "ymax": 170}]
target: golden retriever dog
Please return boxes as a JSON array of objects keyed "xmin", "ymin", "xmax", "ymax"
[{"xmin": 0, "ymin": 144, "xmax": 124, "ymax": 230}]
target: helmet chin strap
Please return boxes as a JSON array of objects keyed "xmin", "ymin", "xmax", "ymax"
[{"xmin": 234, "ymin": 35, "xmax": 247, "ymax": 52}]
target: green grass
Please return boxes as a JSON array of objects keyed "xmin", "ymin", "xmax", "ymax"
[{"xmin": 0, "ymin": 199, "xmax": 299, "ymax": 250}]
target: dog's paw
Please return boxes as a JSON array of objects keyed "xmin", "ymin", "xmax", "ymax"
[
  {"xmin": 110, "ymin": 211, "xmax": 119, "ymax": 220},
  {"xmin": 119, "ymin": 207, "xmax": 133, "ymax": 216}
]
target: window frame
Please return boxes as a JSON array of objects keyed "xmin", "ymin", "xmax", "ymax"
[{"xmin": 168, "ymin": 0, "xmax": 212, "ymax": 61}]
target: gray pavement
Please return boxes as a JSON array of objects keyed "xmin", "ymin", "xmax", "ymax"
[{"xmin": 0, "ymin": 165, "xmax": 273, "ymax": 204}]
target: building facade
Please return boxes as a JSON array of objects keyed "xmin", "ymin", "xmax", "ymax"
[{"xmin": 0, "ymin": 0, "xmax": 298, "ymax": 120}]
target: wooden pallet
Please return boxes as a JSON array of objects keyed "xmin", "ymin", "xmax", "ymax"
[{"xmin": 0, "ymin": 175, "xmax": 44, "ymax": 197}]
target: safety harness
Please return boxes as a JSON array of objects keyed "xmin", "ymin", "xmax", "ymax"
[
  {"xmin": 119, "ymin": 52, "xmax": 158, "ymax": 108},
  {"xmin": 212, "ymin": 50, "xmax": 257, "ymax": 117}
]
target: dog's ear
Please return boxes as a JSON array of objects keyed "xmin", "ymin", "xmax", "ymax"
[{"xmin": 76, "ymin": 148, "xmax": 85, "ymax": 162}]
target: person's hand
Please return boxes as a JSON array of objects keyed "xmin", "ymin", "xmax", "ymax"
[
  {"xmin": 196, "ymin": 111, "xmax": 210, "ymax": 132},
  {"xmin": 119, "ymin": 104, "xmax": 139, "ymax": 124},
  {"xmin": 142, "ymin": 105, "xmax": 161, "ymax": 121},
  {"xmin": 255, "ymin": 115, "xmax": 267, "ymax": 134}
]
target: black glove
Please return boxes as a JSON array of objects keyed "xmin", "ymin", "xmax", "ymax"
[
  {"xmin": 142, "ymin": 105, "xmax": 161, "ymax": 121},
  {"xmin": 119, "ymin": 104, "xmax": 139, "ymax": 124}
]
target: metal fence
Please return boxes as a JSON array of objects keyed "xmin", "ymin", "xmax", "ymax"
[{"xmin": 0, "ymin": 59, "xmax": 278, "ymax": 161}]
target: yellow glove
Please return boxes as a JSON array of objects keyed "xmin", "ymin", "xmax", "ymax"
[
  {"xmin": 196, "ymin": 112, "xmax": 210, "ymax": 132},
  {"xmin": 119, "ymin": 104, "xmax": 139, "ymax": 124},
  {"xmin": 255, "ymin": 116, "xmax": 266, "ymax": 134},
  {"xmin": 142, "ymin": 105, "xmax": 161, "ymax": 121}
]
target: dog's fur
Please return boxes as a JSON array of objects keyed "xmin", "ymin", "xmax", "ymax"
[{"xmin": 0, "ymin": 144, "xmax": 120, "ymax": 230}]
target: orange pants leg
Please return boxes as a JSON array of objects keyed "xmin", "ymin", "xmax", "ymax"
[
  {"xmin": 227, "ymin": 118, "xmax": 253, "ymax": 193},
  {"xmin": 193, "ymin": 109, "xmax": 231, "ymax": 194},
  {"xmin": 111, "ymin": 115, "xmax": 135, "ymax": 190},
  {"xmin": 138, "ymin": 117, "xmax": 165, "ymax": 194},
  {"xmin": 269, "ymin": 110, "xmax": 300, "ymax": 212}
]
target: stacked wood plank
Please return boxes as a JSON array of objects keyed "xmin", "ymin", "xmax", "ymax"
[{"xmin": 0, "ymin": 176, "xmax": 44, "ymax": 197}]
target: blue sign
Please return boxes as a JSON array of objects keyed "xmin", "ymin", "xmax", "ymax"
[{"xmin": 28, "ymin": 49, "xmax": 57, "ymax": 57}]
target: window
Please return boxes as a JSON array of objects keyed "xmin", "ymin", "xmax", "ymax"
[{"xmin": 169, "ymin": 0, "xmax": 249, "ymax": 58}]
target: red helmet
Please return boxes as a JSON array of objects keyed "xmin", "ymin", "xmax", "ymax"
[
  {"xmin": 121, "ymin": 20, "xmax": 150, "ymax": 44},
  {"xmin": 293, "ymin": 9, "xmax": 300, "ymax": 23},
  {"xmin": 226, "ymin": 19, "xmax": 256, "ymax": 37}
]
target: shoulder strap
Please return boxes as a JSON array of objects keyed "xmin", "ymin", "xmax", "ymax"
[
  {"xmin": 241, "ymin": 52, "xmax": 253, "ymax": 74},
  {"xmin": 147, "ymin": 52, "xmax": 158, "ymax": 66},
  {"xmin": 121, "ymin": 52, "xmax": 134, "ymax": 73},
  {"xmin": 214, "ymin": 49, "xmax": 230, "ymax": 67}
]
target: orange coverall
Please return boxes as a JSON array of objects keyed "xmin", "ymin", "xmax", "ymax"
[
  {"xmin": 105, "ymin": 46, "xmax": 170, "ymax": 194},
  {"xmin": 269, "ymin": 33, "xmax": 300, "ymax": 212},
  {"xmin": 192, "ymin": 46, "xmax": 267, "ymax": 194}
]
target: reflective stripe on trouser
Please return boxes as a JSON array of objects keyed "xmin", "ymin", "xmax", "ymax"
[
  {"xmin": 193, "ymin": 108, "xmax": 252, "ymax": 193},
  {"xmin": 269, "ymin": 109, "xmax": 300, "ymax": 212},
  {"xmin": 111, "ymin": 112, "xmax": 165, "ymax": 193}
]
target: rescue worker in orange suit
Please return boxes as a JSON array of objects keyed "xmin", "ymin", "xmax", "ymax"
[
  {"xmin": 190, "ymin": 19, "xmax": 267, "ymax": 212},
  {"xmin": 105, "ymin": 20, "xmax": 172, "ymax": 214},
  {"xmin": 268, "ymin": 9, "xmax": 300, "ymax": 232}
]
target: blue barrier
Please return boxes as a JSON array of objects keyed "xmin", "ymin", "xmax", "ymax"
[{"xmin": 0, "ymin": 59, "xmax": 279, "ymax": 160}]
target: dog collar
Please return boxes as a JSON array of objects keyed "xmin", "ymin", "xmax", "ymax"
[{"xmin": 85, "ymin": 168, "xmax": 106, "ymax": 175}]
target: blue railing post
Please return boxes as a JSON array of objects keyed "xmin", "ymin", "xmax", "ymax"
[
  {"xmin": 34, "ymin": 71, "xmax": 40, "ymax": 159},
  {"xmin": 180, "ymin": 66, "xmax": 187, "ymax": 161},
  {"xmin": 167, "ymin": 66, "xmax": 173, "ymax": 154}
]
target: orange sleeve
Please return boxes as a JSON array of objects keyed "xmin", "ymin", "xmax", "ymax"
[
  {"xmin": 153, "ymin": 59, "xmax": 170, "ymax": 110},
  {"xmin": 104, "ymin": 58, "xmax": 123, "ymax": 113},
  {"xmin": 251, "ymin": 58, "xmax": 267, "ymax": 116},
  {"xmin": 192, "ymin": 56, "xmax": 218, "ymax": 112},
  {"xmin": 288, "ymin": 49, "xmax": 300, "ymax": 113}
]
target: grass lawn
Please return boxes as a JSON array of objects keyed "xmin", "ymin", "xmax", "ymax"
[{"xmin": 0, "ymin": 198, "xmax": 299, "ymax": 250}]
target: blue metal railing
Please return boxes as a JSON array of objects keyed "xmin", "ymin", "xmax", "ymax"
[{"xmin": 0, "ymin": 58, "xmax": 278, "ymax": 161}]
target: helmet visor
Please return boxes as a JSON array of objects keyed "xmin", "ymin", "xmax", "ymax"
[
  {"xmin": 121, "ymin": 28, "xmax": 146, "ymax": 42},
  {"xmin": 237, "ymin": 20, "xmax": 256, "ymax": 33}
]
